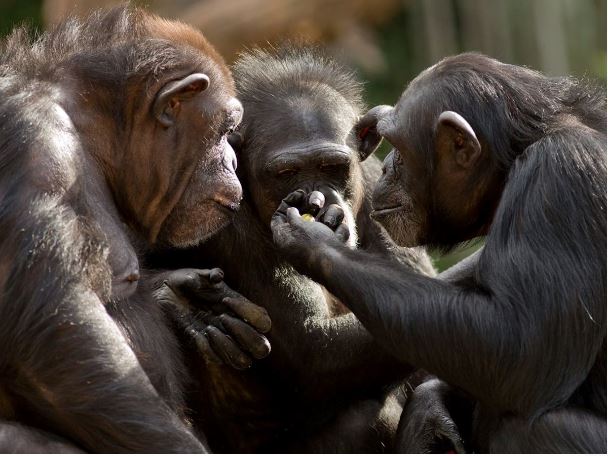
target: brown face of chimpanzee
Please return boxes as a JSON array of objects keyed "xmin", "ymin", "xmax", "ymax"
[
  {"xmin": 232, "ymin": 49, "xmax": 380, "ymax": 247},
  {"xmin": 370, "ymin": 71, "xmax": 505, "ymax": 249},
  {"xmin": 62, "ymin": 17, "xmax": 243, "ymax": 248}
]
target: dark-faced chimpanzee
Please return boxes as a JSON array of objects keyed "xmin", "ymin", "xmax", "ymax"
[
  {"xmin": 271, "ymin": 52, "xmax": 606, "ymax": 453},
  {"xmin": 152, "ymin": 46, "xmax": 436, "ymax": 452},
  {"xmin": 0, "ymin": 7, "xmax": 271, "ymax": 452}
]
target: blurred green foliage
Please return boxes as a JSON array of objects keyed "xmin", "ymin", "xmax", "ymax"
[
  {"xmin": 0, "ymin": 0, "xmax": 43, "ymax": 37},
  {"xmin": 1, "ymin": 0, "xmax": 604, "ymax": 272},
  {"xmin": 357, "ymin": 3, "xmax": 605, "ymax": 271}
]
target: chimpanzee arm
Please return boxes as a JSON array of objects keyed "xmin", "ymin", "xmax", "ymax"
[
  {"xmin": 154, "ymin": 267, "xmax": 272, "ymax": 369},
  {"xmin": 0, "ymin": 421, "xmax": 83, "ymax": 453},
  {"xmin": 273, "ymin": 294, "xmax": 408, "ymax": 396},
  {"xmin": 488, "ymin": 407, "xmax": 606, "ymax": 453},
  {"xmin": 437, "ymin": 248, "xmax": 482, "ymax": 282},
  {"xmin": 358, "ymin": 156, "xmax": 436, "ymax": 276},
  {"xmin": 0, "ymin": 196, "xmax": 204, "ymax": 452},
  {"xmin": 272, "ymin": 128, "xmax": 606, "ymax": 417},
  {"xmin": 191, "ymin": 202, "xmax": 411, "ymax": 397}
]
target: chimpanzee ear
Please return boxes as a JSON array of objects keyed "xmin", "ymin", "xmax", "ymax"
[
  {"xmin": 435, "ymin": 111, "xmax": 481, "ymax": 169},
  {"xmin": 353, "ymin": 105, "xmax": 393, "ymax": 161},
  {"xmin": 153, "ymin": 73, "xmax": 210, "ymax": 127}
]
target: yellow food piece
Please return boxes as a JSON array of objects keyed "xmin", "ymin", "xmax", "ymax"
[{"xmin": 301, "ymin": 213, "xmax": 315, "ymax": 222}]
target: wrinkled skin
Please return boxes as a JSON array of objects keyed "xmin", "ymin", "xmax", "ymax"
[
  {"xmin": 157, "ymin": 268, "xmax": 271, "ymax": 369},
  {"xmin": 272, "ymin": 53, "xmax": 606, "ymax": 453},
  {"xmin": 0, "ymin": 6, "xmax": 270, "ymax": 452},
  {"xmin": 150, "ymin": 47, "xmax": 437, "ymax": 453}
]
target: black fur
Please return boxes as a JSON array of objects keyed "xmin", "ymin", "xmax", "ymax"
[
  {"xmin": 272, "ymin": 53, "xmax": 606, "ymax": 453},
  {"xmin": 0, "ymin": 6, "xmax": 239, "ymax": 452},
  {"xmin": 152, "ymin": 46, "xmax": 435, "ymax": 452}
]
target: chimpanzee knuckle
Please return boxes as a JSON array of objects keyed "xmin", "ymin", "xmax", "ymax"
[
  {"xmin": 222, "ymin": 296, "xmax": 272, "ymax": 333},
  {"xmin": 306, "ymin": 190, "xmax": 325, "ymax": 216},
  {"xmin": 222, "ymin": 313, "xmax": 266, "ymax": 340},
  {"xmin": 171, "ymin": 270, "xmax": 200, "ymax": 292},
  {"xmin": 335, "ymin": 224, "xmax": 350, "ymax": 243},
  {"xmin": 333, "ymin": 204, "xmax": 345, "ymax": 221},
  {"xmin": 207, "ymin": 268, "xmax": 224, "ymax": 284},
  {"xmin": 194, "ymin": 333, "xmax": 223, "ymax": 364},
  {"xmin": 207, "ymin": 327, "xmax": 252, "ymax": 369},
  {"xmin": 251, "ymin": 335, "xmax": 271, "ymax": 359},
  {"xmin": 435, "ymin": 421, "xmax": 464, "ymax": 453},
  {"xmin": 284, "ymin": 189, "xmax": 307, "ymax": 206},
  {"xmin": 227, "ymin": 321, "xmax": 270, "ymax": 360},
  {"xmin": 321, "ymin": 215, "xmax": 336, "ymax": 230},
  {"xmin": 324, "ymin": 204, "xmax": 344, "ymax": 228},
  {"xmin": 285, "ymin": 207, "xmax": 304, "ymax": 225},
  {"xmin": 207, "ymin": 315, "xmax": 225, "ymax": 330}
]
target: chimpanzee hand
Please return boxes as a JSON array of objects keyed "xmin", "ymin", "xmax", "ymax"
[
  {"xmin": 396, "ymin": 379, "xmax": 467, "ymax": 453},
  {"xmin": 271, "ymin": 190, "xmax": 350, "ymax": 268},
  {"xmin": 157, "ymin": 268, "xmax": 271, "ymax": 370}
]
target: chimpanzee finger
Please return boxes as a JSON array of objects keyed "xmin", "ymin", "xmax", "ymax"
[
  {"xmin": 306, "ymin": 191, "xmax": 325, "ymax": 216},
  {"xmin": 220, "ymin": 314, "xmax": 271, "ymax": 359},
  {"xmin": 164, "ymin": 270, "xmax": 199, "ymax": 297},
  {"xmin": 191, "ymin": 331, "xmax": 223, "ymax": 364},
  {"xmin": 431, "ymin": 416, "xmax": 465, "ymax": 454},
  {"xmin": 275, "ymin": 189, "xmax": 308, "ymax": 215},
  {"xmin": 356, "ymin": 105, "xmax": 393, "ymax": 135},
  {"xmin": 206, "ymin": 326, "xmax": 253, "ymax": 370},
  {"xmin": 319, "ymin": 204, "xmax": 345, "ymax": 230},
  {"xmin": 165, "ymin": 268, "xmax": 224, "ymax": 297},
  {"xmin": 206, "ymin": 268, "xmax": 224, "ymax": 284},
  {"xmin": 335, "ymin": 223, "xmax": 350, "ymax": 243},
  {"xmin": 270, "ymin": 210, "xmax": 288, "ymax": 234},
  {"xmin": 285, "ymin": 206, "xmax": 305, "ymax": 226},
  {"xmin": 223, "ymin": 296, "xmax": 272, "ymax": 333}
]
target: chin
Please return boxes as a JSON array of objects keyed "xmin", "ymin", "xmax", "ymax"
[
  {"xmin": 372, "ymin": 209, "xmax": 422, "ymax": 248},
  {"xmin": 160, "ymin": 200, "xmax": 237, "ymax": 248}
]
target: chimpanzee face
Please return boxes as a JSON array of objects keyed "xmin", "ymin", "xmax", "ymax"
[
  {"xmin": 370, "ymin": 83, "xmax": 498, "ymax": 249},
  {"xmin": 241, "ymin": 89, "xmax": 366, "ymax": 246},
  {"xmin": 371, "ymin": 102, "xmax": 432, "ymax": 247},
  {"xmin": 126, "ymin": 46, "xmax": 243, "ymax": 248}
]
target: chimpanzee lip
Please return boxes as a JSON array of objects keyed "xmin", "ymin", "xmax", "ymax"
[
  {"xmin": 370, "ymin": 205, "xmax": 404, "ymax": 218},
  {"xmin": 212, "ymin": 198, "xmax": 240, "ymax": 213}
]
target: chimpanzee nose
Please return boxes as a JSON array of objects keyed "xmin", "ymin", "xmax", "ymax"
[
  {"xmin": 223, "ymin": 142, "xmax": 238, "ymax": 172},
  {"xmin": 230, "ymin": 154, "xmax": 238, "ymax": 172}
]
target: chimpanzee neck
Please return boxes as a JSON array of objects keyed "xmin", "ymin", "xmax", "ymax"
[{"xmin": 82, "ymin": 155, "xmax": 141, "ymax": 300}]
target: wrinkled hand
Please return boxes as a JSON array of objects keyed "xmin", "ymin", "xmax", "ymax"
[
  {"xmin": 271, "ymin": 190, "xmax": 350, "ymax": 267},
  {"xmin": 157, "ymin": 268, "xmax": 271, "ymax": 370},
  {"xmin": 396, "ymin": 379, "xmax": 466, "ymax": 453}
]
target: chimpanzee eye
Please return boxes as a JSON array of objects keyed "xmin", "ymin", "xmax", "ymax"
[
  {"xmin": 276, "ymin": 168, "xmax": 298, "ymax": 178},
  {"xmin": 319, "ymin": 163, "xmax": 340, "ymax": 171}
]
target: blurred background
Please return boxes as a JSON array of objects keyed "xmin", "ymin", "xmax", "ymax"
[{"xmin": 2, "ymin": 0, "xmax": 605, "ymax": 270}]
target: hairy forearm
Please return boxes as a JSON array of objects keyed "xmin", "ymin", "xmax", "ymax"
[
  {"xmin": 266, "ymin": 280, "xmax": 411, "ymax": 395},
  {"xmin": 297, "ymin": 242, "xmax": 534, "ymax": 412},
  {"xmin": 0, "ymin": 202, "xmax": 203, "ymax": 452},
  {"xmin": 301, "ymin": 312, "xmax": 412, "ymax": 392}
]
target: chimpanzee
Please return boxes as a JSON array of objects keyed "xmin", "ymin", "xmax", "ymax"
[
  {"xmin": 152, "ymin": 46, "xmax": 436, "ymax": 452},
  {"xmin": 0, "ymin": 7, "xmax": 270, "ymax": 452},
  {"xmin": 271, "ymin": 53, "xmax": 606, "ymax": 453}
]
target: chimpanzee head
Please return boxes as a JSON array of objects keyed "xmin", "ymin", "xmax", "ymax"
[
  {"xmin": 60, "ymin": 8, "xmax": 243, "ymax": 248},
  {"xmin": 231, "ymin": 46, "xmax": 382, "ymax": 247},
  {"xmin": 367, "ymin": 53, "xmax": 562, "ymax": 249}
]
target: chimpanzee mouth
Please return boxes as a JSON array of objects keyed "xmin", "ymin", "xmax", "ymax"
[
  {"xmin": 370, "ymin": 205, "xmax": 404, "ymax": 218},
  {"xmin": 212, "ymin": 198, "xmax": 240, "ymax": 213}
]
